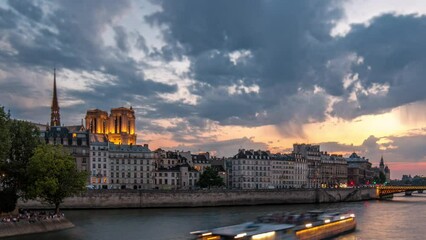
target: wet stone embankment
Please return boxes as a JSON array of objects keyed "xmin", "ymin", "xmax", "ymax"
[
  {"xmin": 19, "ymin": 188, "xmax": 378, "ymax": 209},
  {"xmin": 0, "ymin": 215, "xmax": 74, "ymax": 238}
]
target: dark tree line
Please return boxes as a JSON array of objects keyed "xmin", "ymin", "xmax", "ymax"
[
  {"xmin": 0, "ymin": 106, "xmax": 87, "ymax": 214},
  {"xmin": 196, "ymin": 167, "xmax": 225, "ymax": 189}
]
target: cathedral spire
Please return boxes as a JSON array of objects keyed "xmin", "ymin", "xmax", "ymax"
[
  {"xmin": 50, "ymin": 68, "xmax": 61, "ymax": 126},
  {"xmin": 379, "ymin": 155, "xmax": 384, "ymax": 171}
]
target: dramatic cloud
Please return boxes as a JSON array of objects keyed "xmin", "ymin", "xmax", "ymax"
[
  {"xmin": 168, "ymin": 137, "xmax": 269, "ymax": 158},
  {"xmin": 1, "ymin": 0, "xmax": 426, "ymax": 177},
  {"xmin": 332, "ymin": 14, "xmax": 426, "ymax": 119},
  {"xmin": 0, "ymin": 0, "xmax": 177, "ymax": 124},
  {"xmin": 147, "ymin": 0, "xmax": 343, "ymax": 130}
]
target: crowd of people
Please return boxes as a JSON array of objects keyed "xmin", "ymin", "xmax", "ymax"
[{"xmin": 1, "ymin": 210, "xmax": 65, "ymax": 224}]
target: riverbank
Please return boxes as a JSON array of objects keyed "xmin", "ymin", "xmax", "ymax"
[
  {"xmin": 19, "ymin": 188, "xmax": 378, "ymax": 209},
  {"xmin": 0, "ymin": 216, "xmax": 74, "ymax": 238}
]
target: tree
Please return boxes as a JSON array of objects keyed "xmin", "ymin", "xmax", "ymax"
[
  {"xmin": 373, "ymin": 171, "xmax": 387, "ymax": 185},
  {"xmin": 26, "ymin": 144, "xmax": 87, "ymax": 214},
  {"xmin": 0, "ymin": 106, "xmax": 11, "ymax": 165},
  {"xmin": 196, "ymin": 167, "xmax": 225, "ymax": 188},
  {"xmin": 5, "ymin": 119, "xmax": 40, "ymax": 191},
  {"xmin": 379, "ymin": 171, "xmax": 386, "ymax": 184},
  {"xmin": 0, "ymin": 107, "xmax": 40, "ymax": 214}
]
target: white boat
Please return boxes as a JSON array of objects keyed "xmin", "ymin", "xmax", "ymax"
[{"xmin": 190, "ymin": 210, "xmax": 356, "ymax": 240}]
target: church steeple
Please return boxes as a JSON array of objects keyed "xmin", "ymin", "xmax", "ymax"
[
  {"xmin": 50, "ymin": 68, "xmax": 61, "ymax": 126},
  {"xmin": 379, "ymin": 155, "xmax": 384, "ymax": 172}
]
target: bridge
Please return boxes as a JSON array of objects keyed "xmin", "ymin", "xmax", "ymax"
[{"xmin": 377, "ymin": 186, "xmax": 426, "ymax": 197}]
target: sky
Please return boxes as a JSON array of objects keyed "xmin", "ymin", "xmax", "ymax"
[{"xmin": 1, "ymin": 0, "xmax": 426, "ymax": 179}]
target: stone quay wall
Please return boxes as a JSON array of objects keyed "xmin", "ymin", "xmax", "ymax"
[
  {"xmin": 19, "ymin": 188, "xmax": 378, "ymax": 209},
  {"xmin": 0, "ymin": 218, "xmax": 74, "ymax": 238}
]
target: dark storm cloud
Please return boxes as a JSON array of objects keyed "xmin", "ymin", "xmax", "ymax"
[
  {"xmin": 332, "ymin": 14, "xmax": 426, "ymax": 119},
  {"xmin": 168, "ymin": 137, "xmax": 269, "ymax": 158},
  {"xmin": 0, "ymin": 0, "xmax": 177, "ymax": 125},
  {"xmin": 135, "ymin": 34, "xmax": 149, "ymax": 54},
  {"xmin": 318, "ymin": 132, "xmax": 426, "ymax": 165},
  {"xmin": 0, "ymin": 7, "xmax": 18, "ymax": 28},
  {"xmin": 148, "ymin": 1, "xmax": 426, "ymax": 129},
  {"xmin": 8, "ymin": 0, "xmax": 43, "ymax": 22},
  {"xmin": 147, "ymin": 0, "xmax": 345, "ymax": 128},
  {"xmin": 114, "ymin": 26, "xmax": 130, "ymax": 53}
]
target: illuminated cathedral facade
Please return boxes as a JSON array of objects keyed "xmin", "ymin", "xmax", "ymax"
[{"xmin": 85, "ymin": 107, "xmax": 137, "ymax": 145}]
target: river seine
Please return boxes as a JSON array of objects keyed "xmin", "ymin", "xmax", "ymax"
[{"xmin": 7, "ymin": 193, "xmax": 426, "ymax": 240}]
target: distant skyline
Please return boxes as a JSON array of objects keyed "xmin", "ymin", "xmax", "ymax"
[{"xmin": 1, "ymin": 0, "xmax": 426, "ymax": 178}]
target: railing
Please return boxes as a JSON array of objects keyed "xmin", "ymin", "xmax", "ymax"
[{"xmin": 377, "ymin": 186, "xmax": 426, "ymax": 197}]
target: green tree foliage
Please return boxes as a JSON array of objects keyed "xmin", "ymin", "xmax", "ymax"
[
  {"xmin": 0, "ymin": 106, "xmax": 11, "ymax": 164},
  {"xmin": 5, "ymin": 119, "xmax": 40, "ymax": 191},
  {"xmin": 0, "ymin": 107, "xmax": 39, "ymax": 214},
  {"xmin": 379, "ymin": 171, "xmax": 386, "ymax": 184},
  {"xmin": 374, "ymin": 171, "xmax": 387, "ymax": 184},
  {"xmin": 26, "ymin": 144, "xmax": 87, "ymax": 214},
  {"xmin": 196, "ymin": 167, "xmax": 225, "ymax": 188}
]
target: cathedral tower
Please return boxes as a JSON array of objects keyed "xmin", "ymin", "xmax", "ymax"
[
  {"xmin": 379, "ymin": 155, "xmax": 384, "ymax": 172},
  {"xmin": 50, "ymin": 68, "xmax": 61, "ymax": 126},
  {"xmin": 85, "ymin": 106, "xmax": 137, "ymax": 145}
]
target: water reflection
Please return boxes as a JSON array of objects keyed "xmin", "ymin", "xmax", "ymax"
[{"xmin": 5, "ymin": 194, "xmax": 426, "ymax": 240}]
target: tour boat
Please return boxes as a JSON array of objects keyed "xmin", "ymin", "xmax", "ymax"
[{"xmin": 190, "ymin": 210, "xmax": 356, "ymax": 240}]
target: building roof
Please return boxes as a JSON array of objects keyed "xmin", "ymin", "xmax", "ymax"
[
  {"xmin": 65, "ymin": 125, "xmax": 85, "ymax": 132},
  {"xmin": 109, "ymin": 144, "xmax": 151, "ymax": 152},
  {"xmin": 233, "ymin": 149, "xmax": 270, "ymax": 159},
  {"xmin": 90, "ymin": 134, "xmax": 108, "ymax": 143}
]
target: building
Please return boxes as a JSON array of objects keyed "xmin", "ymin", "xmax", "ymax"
[
  {"xmin": 192, "ymin": 152, "xmax": 211, "ymax": 173},
  {"xmin": 50, "ymin": 68, "xmax": 60, "ymax": 127},
  {"xmin": 151, "ymin": 149, "xmax": 201, "ymax": 190},
  {"xmin": 89, "ymin": 140, "xmax": 109, "ymax": 188},
  {"xmin": 153, "ymin": 164, "xmax": 200, "ymax": 190},
  {"xmin": 85, "ymin": 107, "xmax": 137, "ymax": 145},
  {"xmin": 293, "ymin": 144, "xmax": 321, "ymax": 188},
  {"xmin": 108, "ymin": 144, "xmax": 155, "ymax": 189},
  {"xmin": 154, "ymin": 149, "xmax": 193, "ymax": 169},
  {"xmin": 292, "ymin": 152, "xmax": 309, "ymax": 188},
  {"xmin": 320, "ymin": 153, "xmax": 348, "ymax": 188},
  {"xmin": 40, "ymin": 125, "xmax": 90, "ymax": 173},
  {"xmin": 39, "ymin": 70, "xmax": 90, "ymax": 173},
  {"xmin": 379, "ymin": 156, "xmax": 391, "ymax": 183},
  {"xmin": 270, "ymin": 154, "xmax": 295, "ymax": 189},
  {"xmin": 229, "ymin": 149, "xmax": 272, "ymax": 189},
  {"xmin": 346, "ymin": 153, "xmax": 374, "ymax": 186}
]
